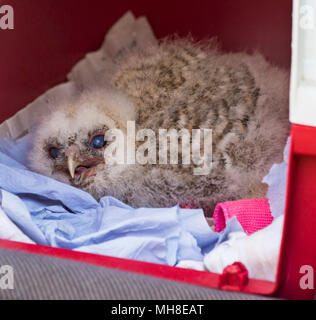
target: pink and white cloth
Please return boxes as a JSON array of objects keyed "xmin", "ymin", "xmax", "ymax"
[{"xmin": 213, "ymin": 198, "xmax": 273, "ymax": 235}]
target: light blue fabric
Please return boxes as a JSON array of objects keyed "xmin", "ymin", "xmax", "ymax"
[
  {"xmin": 262, "ymin": 137, "xmax": 290, "ymax": 218},
  {"xmin": 0, "ymin": 136, "xmax": 244, "ymax": 266}
]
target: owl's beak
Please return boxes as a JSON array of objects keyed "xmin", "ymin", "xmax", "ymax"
[
  {"xmin": 67, "ymin": 154, "xmax": 79, "ymax": 179},
  {"xmin": 67, "ymin": 152, "xmax": 105, "ymax": 184}
]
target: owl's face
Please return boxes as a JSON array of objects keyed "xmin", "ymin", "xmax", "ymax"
[
  {"xmin": 28, "ymin": 88, "xmax": 136, "ymax": 198},
  {"xmin": 42, "ymin": 123, "xmax": 108, "ymax": 188}
]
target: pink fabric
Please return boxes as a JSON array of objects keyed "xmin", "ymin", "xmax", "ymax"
[{"xmin": 213, "ymin": 199, "xmax": 273, "ymax": 235}]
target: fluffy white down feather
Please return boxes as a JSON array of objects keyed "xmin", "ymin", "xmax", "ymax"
[{"xmin": 27, "ymin": 39, "xmax": 290, "ymax": 215}]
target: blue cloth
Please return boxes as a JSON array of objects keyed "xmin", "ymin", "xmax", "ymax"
[{"xmin": 0, "ymin": 136, "xmax": 244, "ymax": 266}]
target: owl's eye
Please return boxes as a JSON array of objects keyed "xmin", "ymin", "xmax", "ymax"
[
  {"xmin": 48, "ymin": 146, "xmax": 60, "ymax": 159},
  {"xmin": 89, "ymin": 133, "xmax": 106, "ymax": 149}
]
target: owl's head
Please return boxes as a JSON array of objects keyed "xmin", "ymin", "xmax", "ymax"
[{"xmin": 28, "ymin": 87, "xmax": 135, "ymax": 198}]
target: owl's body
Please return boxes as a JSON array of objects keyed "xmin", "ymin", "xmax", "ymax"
[{"xmin": 28, "ymin": 39, "xmax": 290, "ymax": 215}]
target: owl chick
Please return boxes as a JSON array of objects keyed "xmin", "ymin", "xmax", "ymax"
[{"xmin": 28, "ymin": 39, "xmax": 290, "ymax": 215}]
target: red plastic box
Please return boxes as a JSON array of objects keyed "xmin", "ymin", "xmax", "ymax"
[{"xmin": 0, "ymin": 0, "xmax": 315, "ymax": 300}]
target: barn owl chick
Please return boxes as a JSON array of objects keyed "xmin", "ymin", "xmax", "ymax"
[{"xmin": 28, "ymin": 39, "xmax": 290, "ymax": 215}]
